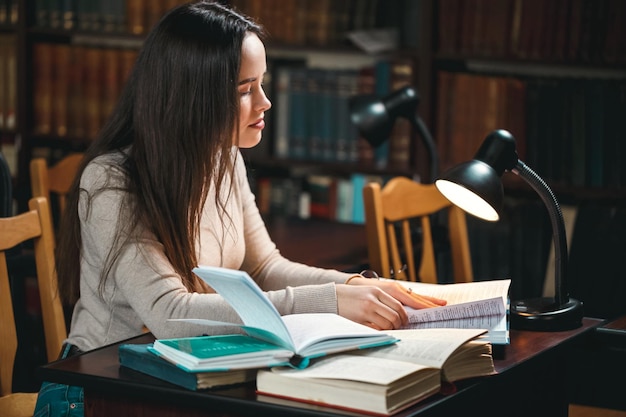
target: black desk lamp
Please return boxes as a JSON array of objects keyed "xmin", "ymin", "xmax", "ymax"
[
  {"xmin": 348, "ymin": 86, "xmax": 439, "ymax": 182},
  {"xmin": 434, "ymin": 129, "xmax": 583, "ymax": 331}
]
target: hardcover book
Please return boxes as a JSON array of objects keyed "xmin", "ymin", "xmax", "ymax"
[
  {"xmin": 152, "ymin": 334, "xmax": 295, "ymax": 371},
  {"xmin": 119, "ymin": 343, "xmax": 256, "ymax": 391},
  {"xmin": 256, "ymin": 327, "xmax": 496, "ymax": 416}
]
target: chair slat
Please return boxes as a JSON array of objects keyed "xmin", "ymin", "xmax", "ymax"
[{"xmin": 363, "ymin": 177, "xmax": 474, "ymax": 284}]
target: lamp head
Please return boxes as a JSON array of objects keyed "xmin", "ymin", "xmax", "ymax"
[
  {"xmin": 435, "ymin": 129, "xmax": 583, "ymax": 331},
  {"xmin": 348, "ymin": 86, "xmax": 419, "ymax": 148},
  {"xmin": 435, "ymin": 130, "xmax": 519, "ymax": 221}
]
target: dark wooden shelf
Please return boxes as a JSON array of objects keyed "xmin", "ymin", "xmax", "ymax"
[{"xmin": 246, "ymin": 157, "xmax": 418, "ymax": 178}]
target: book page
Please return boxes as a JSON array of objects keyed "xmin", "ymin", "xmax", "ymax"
[
  {"xmin": 270, "ymin": 354, "xmax": 430, "ymax": 385},
  {"xmin": 401, "ymin": 279, "xmax": 511, "ymax": 322},
  {"xmin": 400, "ymin": 312, "xmax": 509, "ymax": 345},
  {"xmin": 281, "ymin": 313, "xmax": 395, "ymax": 355},
  {"xmin": 405, "ymin": 297, "xmax": 505, "ymax": 323},
  {"xmin": 362, "ymin": 328, "xmax": 488, "ymax": 368},
  {"xmin": 403, "ymin": 279, "xmax": 510, "ymax": 305},
  {"xmin": 192, "ymin": 266, "xmax": 294, "ymax": 350}
]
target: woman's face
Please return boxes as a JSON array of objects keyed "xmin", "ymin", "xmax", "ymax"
[{"xmin": 236, "ymin": 33, "xmax": 272, "ymax": 148}]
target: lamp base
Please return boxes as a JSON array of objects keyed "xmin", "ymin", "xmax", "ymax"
[{"xmin": 510, "ymin": 297, "xmax": 583, "ymax": 331}]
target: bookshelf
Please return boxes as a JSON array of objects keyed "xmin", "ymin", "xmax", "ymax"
[
  {"xmin": 432, "ymin": 0, "xmax": 626, "ymax": 200},
  {"xmin": 3, "ymin": 0, "xmax": 625, "ymax": 275},
  {"xmin": 430, "ymin": 0, "xmax": 626, "ymax": 306},
  {"xmin": 5, "ymin": 0, "xmax": 434, "ymax": 223}
]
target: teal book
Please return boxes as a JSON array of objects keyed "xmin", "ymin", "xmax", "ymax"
[
  {"xmin": 118, "ymin": 343, "xmax": 255, "ymax": 391},
  {"xmin": 152, "ymin": 334, "xmax": 293, "ymax": 372},
  {"xmin": 165, "ymin": 266, "xmax": 398, "ymax": 370}
]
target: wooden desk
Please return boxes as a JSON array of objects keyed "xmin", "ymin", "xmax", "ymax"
[
  {"xmin": 266, "ymin": 217, "xmax": 369, "ymax": 272},
  {"xmin": 38, "ymin": 318, "xmax": 601, "ymax": 417}
]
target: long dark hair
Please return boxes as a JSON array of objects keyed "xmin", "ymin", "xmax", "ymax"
[{"xmin": 57, "ymin": 1, "xmax": 263, "ymax": 305}]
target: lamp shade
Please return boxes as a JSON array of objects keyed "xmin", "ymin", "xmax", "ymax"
[
  {"xmin": 434, "ymin": 161, "xmax": 502, "ymax": 221},
  {"xmin": 348, "ymin": 95, "xmax": 394, "ymax": 148},
  {"xmin": 348, "ymin": 86, "xmax": 419, "ymax": 148},
  {"xmin": 435, "ymin": 129, "xmax": 583, "ymax": 331},
  {"xmin": 435, "ymin": 129, "xmax": 519, "ymax": 221}
]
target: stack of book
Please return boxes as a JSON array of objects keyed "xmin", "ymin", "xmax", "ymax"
[{"xmin": 119, "ymin": 266, "xmax": 505, "ymax": 415}]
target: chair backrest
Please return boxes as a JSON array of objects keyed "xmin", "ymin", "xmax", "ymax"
[
  {"xmin": 0, "ymin": 197, "xmax": 67, "ymax": 395},
  {"xmin": 30, "ymin": 153, "xmax": 83, "ymax": 217},
  {"xmin": 363, "ymin": 176, "xmax": 473, "ymax": 284}
]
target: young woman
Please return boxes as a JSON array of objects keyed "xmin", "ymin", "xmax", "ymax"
[{"xmin": 34, "ymin": 2, "xmax": 444, "ymax": 415}]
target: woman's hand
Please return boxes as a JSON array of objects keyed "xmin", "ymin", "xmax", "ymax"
[{"xmin": 336, "ymin": 277, "xmax": 447, "ymax": 330}]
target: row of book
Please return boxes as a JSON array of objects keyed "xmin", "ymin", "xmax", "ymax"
[
  {"xmin": 0, "ymin": 0, "xmax": 17, "ymax": 25},
  {"xmin": 437, "ymin": 0, "xmax": 626, "ymax": 64},
  {"xmin": 0, "ymin": 34, "xmax": 16, "ymax": 132},
  {"xmin": 32, "ymin": 0, "xmax": 188, "ymax": 34},
  {"xmin": 525, "ymin": 77, "xmax": 626, "ymax": 189},
  {"xmin": 30, "ymin": 0, "xmax": 404, "ymax": 46},
  {"xmin": 253, "ymin": 173, "xmax": 388, "ymax": 225},
  {"xmin": 32, "ymin": 42, "xmax": 138, "ymax": 140},
  {"xmin": 271, "ymin": 65, "xmax": 360, "ymax": 166},
  {"xmin": 436, "ymin": 71, "xmax": 626, "ymax": 189},
  {"xmin": 269, "ymin": 57, "xmax": 415, "ymax": 171},
  {"xmin": 231, "ymin": 0, "xmax": 407, "ymax": 48},
  {"xmin": 436, "ymin": 71, "xmax": 527, "ymax": 174}
]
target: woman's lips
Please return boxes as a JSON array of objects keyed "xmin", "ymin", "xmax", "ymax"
[{"xmin": 250, "ymin": 118, "xmax": 265, "ymax": 129}]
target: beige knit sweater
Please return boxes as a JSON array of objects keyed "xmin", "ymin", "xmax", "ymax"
[{"xmin": 66, "ymin": 148, "xmax": 350, "ymax": 351}]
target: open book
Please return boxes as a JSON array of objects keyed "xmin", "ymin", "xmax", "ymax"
[
  {"xmin": 256, "ymin": 327, "xmax": 496, "ymax": 416},
  {"xmin": 153, "ymin": 266, "xmax": 397, "ymax": 371},
  {"xmin": 400, "ymin": 279, "xmax": 511, "ymax": 345}
]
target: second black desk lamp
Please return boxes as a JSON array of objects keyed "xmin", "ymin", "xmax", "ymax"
[{"xmin": 348, "ymin": 86, "xmax": 439, "ymax": 182}]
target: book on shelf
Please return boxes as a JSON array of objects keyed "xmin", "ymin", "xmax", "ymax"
[
  {"xmin": 334, "ymin": 68, "xmax": 360, "ymax": 163},
  {"xmin": 158, "ymin": 265, "xmax": 398, "ymax": 371},
  {"xmin": 119, "ymin": 342, "xmax": 256, "ymax": 391},
  {"xmin": 33, "ymin": 43, "xmax": 54, "ymax": 135},
  {"xmin": 101, "ymin": 48, "xmax": 122, "ymax": 131},
  {"xmin": 436, "ymin": 71, "xmax": 528, "ymax": 174},
  {"xmin": 305, "ymin": 69, "xmax": 325, "ymax": 161},
  {"xmin": 286, "ymin": 67, "xmax": 308, "ymax": 160},
  {"xmin": 0, "ymin": 1, "xmax": 7, "ymax": 24},
  {"xmin": 52, "ymin": 44, "xmax": 71, "ymax": 137},
  {"xmin": 256, "ymin": 327, "xmax": 495, "ymax": 416},
  {"xmin": 0, "ymin": 34, "xmax": 17, "ymax": 131},
  {"xmin": 400, "ymin": 279, "xmax": 511, "ymax": 345},
  {"xmin": 68, "ymin": 45, "xmax": 87, "ymax": 139},
  {"xmin": 126, "ymin": 0, "xmax": 146, "ymax": 34},
  {"xmin": 307, "ymin": 174, "xmax": 336, "ymax": 220},
  {"xmin": 387, "ymin": 57, "xmax": 414, "ymax": 171},
  {"xmin": 335, "ymin": 177, "xmax": 354, "ymax": 223},
  {"xmin": 355, "ymin": 65, "xmax": 376, "ymax": 166},
  {"xmin": 84, "ymin": 47, "xmax": 104, "ymax": 140}
]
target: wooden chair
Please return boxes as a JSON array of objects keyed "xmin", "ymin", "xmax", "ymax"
[
  {"xmin": 30, "ymin": 153, "xmax": 83, "ymax": 219},
  {"xmin": 363, "ymin": 176, "xmax": 473, "ymax": 284},
  {"xmin": 0, "ymin": 197, "xmax": 67, "ymax": 412}
]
